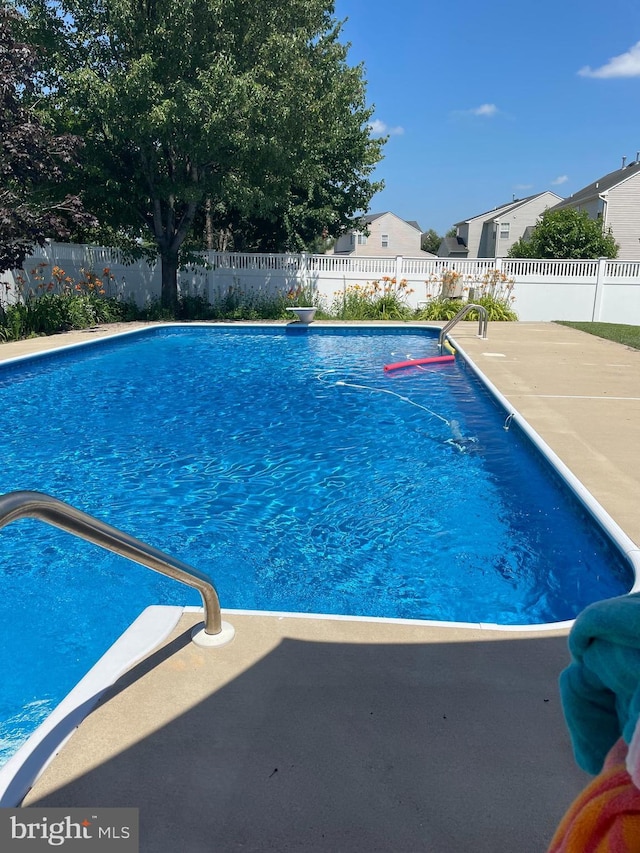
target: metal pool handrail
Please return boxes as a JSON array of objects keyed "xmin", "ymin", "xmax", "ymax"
[
  {"xmin": 438, "ymin": 303, "xmax": 488, "ymax": 351},
  {"xmin": 0, "ymin": 490, "xmax": 226, "ymax": 640}
]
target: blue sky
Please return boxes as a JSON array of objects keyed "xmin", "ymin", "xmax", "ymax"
[{"xmin": 334, "ymin": 0, "xmax": 640, "ymax": 235}]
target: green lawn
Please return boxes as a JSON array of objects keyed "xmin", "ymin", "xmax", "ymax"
[{"xmin": 555, "ymin": 321, "xmax": 640, "ymax": 350}]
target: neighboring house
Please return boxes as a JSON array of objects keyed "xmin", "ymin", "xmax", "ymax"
[
  {"xmin": 332, "ymin": 212, "xmax": 435, "ymax": 257},
  {"xmin": 437, "ymin": 235, "xmax": 468, "ymax": 258},
  {"xmin": 440, "ymin": 191, "xmax": 563, "ymax": 258},
  {"xmin": 548, "ymin": 156, "xmax": 640, "ymax": 258}
]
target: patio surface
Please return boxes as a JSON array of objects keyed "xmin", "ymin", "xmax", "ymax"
[{"xmin": 4, "ymin": 320, "xmax": 640, "ymax": 851}]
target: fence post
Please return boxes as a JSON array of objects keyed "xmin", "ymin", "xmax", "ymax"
[
  {"xmin": 494, "ymin": 257, "xmax": 503, "ymax": 274},
  {"xmin": 592, "ymin": 257, "xmax": 607, "ymax": 321},
  {"xmin": 300, "ymin": 252, "xmax": 310, "ymax": 281},
  {"xmin": 395, "ymin": 255, "xmax": 403, "ymax": 281}
]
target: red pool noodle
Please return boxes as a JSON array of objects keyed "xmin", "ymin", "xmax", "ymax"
[{"xmin": 383, "ymin": 354, "xmax": 455, "ymax": 372}]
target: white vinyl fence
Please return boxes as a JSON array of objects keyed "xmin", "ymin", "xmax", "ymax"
[{"xmin": 4, "ymin": 243, "xmax": 640, "ymax": 324}]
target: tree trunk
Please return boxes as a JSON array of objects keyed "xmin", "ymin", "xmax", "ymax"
[
  {"xmin": 160, "ymin": 250, "xmax": 179, "ymax": 313},
  {"xmin": 205, "ymin": 197, "xmax": 214, "ymax": 250}
]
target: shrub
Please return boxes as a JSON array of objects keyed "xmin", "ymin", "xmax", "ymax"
[
  {"xmin": 0, "ymin": 264, "xmax": 130, "ymax": 341},
  {"xmin": 508, "ymin": 208, "xmax": 618, "ymax": 259},
  {"xmin": 330, "ymin": 277, "xmax": 414, "ymax": 320},
  {"xmin": 417, "ymin": 268, "xmax": 518, "ymax": 321},
  {"xmin": 467, "ymin": 270, "xmax": 517, "ymax": 320},
  {"xmin": 465, "ymin": 294, "xmax": 518, "ymax": 322},
  {"xmin": 208, "ymin": 285, "xmax": 291, "ymax": 320},
  {"xmin": 414, "ymin": 298, "xmax": 465, "ymax": 321}
]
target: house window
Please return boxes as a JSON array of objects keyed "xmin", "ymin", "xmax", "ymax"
[
  {"xmin": 381, "ymin": 234, "xmax": 389, "ymax": 248},
  {"xmin": 350, "ymin": 233, "xmax": 355, "ymax": 246},
  {"xmin": 499, "ymin": 222, "xmax": 510, "ymax": 239},
  {"xmin": 357, "ymin": 234, "xmax": 367, "ymax": 245}
]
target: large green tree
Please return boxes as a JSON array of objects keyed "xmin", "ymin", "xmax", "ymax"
[
  {"xmin": 0, "ymin": 5, "xmax": 95, "ymax": 272},
  {"xmin": 420, "ymin": 228, "xmax": 442, "ymax": 254},
  {"xmin": 508, "ymin": 208, "xmax": 618, "ymax": 259},
  {"xmin": 18, "ymin": 0, "xmax": 384, "ymax": 309}
]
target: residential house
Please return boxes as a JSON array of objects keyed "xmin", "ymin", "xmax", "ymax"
[
  {"xmin": 548, "ymin": 156, "xmax": 640, "ymax": 258},
  {"xmin": 437, "ymin": 235, "xmax": 468, "ymax": 258},
  {"xmin": 332, "ymin": 212, "xmax": 434, "ymax": 257},
  {"xmin": 440, "ymin": 191, "xmax": 563, "ymax": 258}
]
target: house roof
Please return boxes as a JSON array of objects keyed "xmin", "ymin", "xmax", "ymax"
[
  {"xmin": 360, "ymin": 212, "xmax": 422, "ymax": 232},
  {"xmin": 455, "ymin": 192, "xmax": 561, "ymax": 226},
  {"xmin": 439, "ymin": 236, "xmax": 468, "ymax": 255},
  {"xmin": 551, "ymin": 160, "xmax": 640, "ymax": 209}
]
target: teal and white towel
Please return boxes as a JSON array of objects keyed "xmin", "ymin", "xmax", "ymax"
[{"xmin": 560, "ymin": 592, "xmax": 640, "ymax": 775}]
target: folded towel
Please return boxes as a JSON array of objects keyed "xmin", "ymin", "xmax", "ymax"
[
  {"xmin": 547, "ymin": 738, "xmax": 640, "ymax": 852},
  {"xmin": 560, "ymin": 593, "xmax": 640, "ymax": 774}
]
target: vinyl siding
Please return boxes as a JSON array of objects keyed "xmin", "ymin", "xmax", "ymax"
[
  {"xmin": 358, "ymin": 213, "xmax": 421, "ymax": 256},
  {"xmin": 454, "ymin": 193, "xmax": 562, "ymax": 257},
  {"xmin": 490, "ymin": 192, "xmax": 562, "ymax": 257},
  {"xmin": 333, "ymin": 212, "xmax": 423, "ymax": 256},
  {"xmin": 573, "ymin": 198, "xmax": 601, "ymax": 219},
  {"xmin": 333, "ymin": 232, "xmax": 356, "ymax": 253},
  {"xmin": 604, "ymin": 172, "xmax": 640, "ymax": 259},
  {"xmin": 463, "ymin": 220, "xmax": 485, "ymax": 256}
]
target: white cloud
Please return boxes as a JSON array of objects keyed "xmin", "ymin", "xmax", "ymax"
[
  {"xmin": 551, "ymin": 175, "xmax": 569, "ymax": 185},
  {"xmin": 449, "ymin": 103, "xmax": 500, "ymax": 120},
  {"xmin": 470, "ymin": 103, "xmax": 498, "ymax": 117},
  {"xmin": 514, "ymin": 183, "xmax": 533, "ymax": 191},
  {"xmin": 579, "ymin": 41, "xmax": 640, "ymax": 78},
  {"xmin": 369, "ymin": 119, "xmax": 404, "ymax": 136}
]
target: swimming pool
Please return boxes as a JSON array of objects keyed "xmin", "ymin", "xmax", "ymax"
[{"xmin": 0, "ymin": 323, "xmax": 636, "ymax": 764}]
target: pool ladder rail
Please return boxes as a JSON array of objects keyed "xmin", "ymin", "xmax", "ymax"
[
  {"xmin": 0, "ymin": 490, "xmax": 234, "ymax": 647},
  {"xmin": 438, "ymin": 303, "xmax": 488, "ymax": 353}
]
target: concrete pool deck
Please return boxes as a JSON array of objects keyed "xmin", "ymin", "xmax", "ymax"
[{"xmin": 3, "ymin": 320, "xmax": 639, "ymax": 851}]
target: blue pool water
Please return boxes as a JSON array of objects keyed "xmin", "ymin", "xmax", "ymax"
[{"xmin": 0, "ymin": 324, "xmax": 634, "ymax": 762}]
